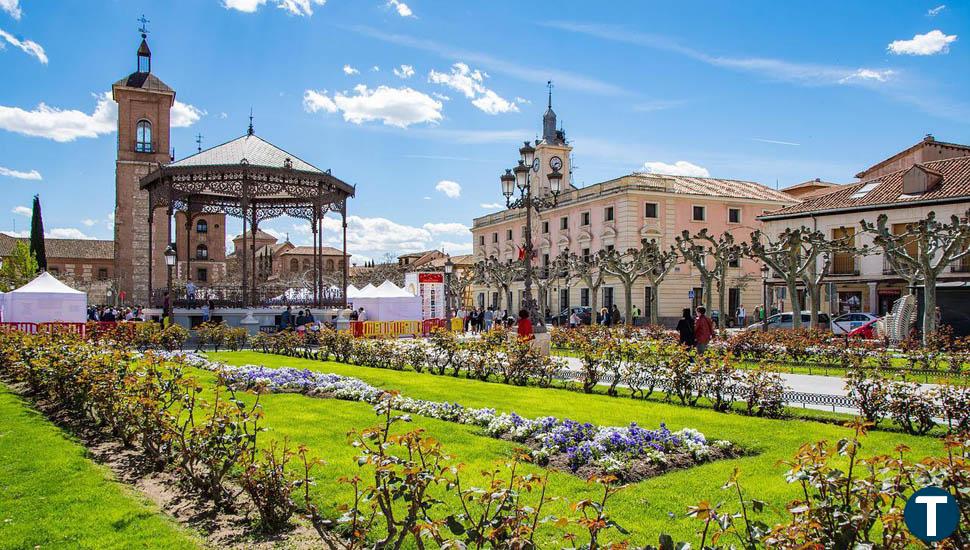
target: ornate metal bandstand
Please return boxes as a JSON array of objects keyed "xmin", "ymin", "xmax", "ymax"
[{"xmin": 140, "ymin": 129, "xmax": 355, "ymax": 308}]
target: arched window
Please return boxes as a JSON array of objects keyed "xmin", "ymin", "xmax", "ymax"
[
  {"xmin": 195, "ymin": 244, "xmax": 208, "ymax": 260},
  {"xmin": 326, "ymin": 259, "xmax": 335, "ymax": 271},
  {"xmin": 196, "ymin": 220, "xmax": 208, "ymax": 234},
  {"xmin": 302, "ymin": 259, "xmax": 311, "ymax": 270},
  {"xmin": 135, "ymin": 120, "xmax": 153, "ymax": 152},
  {"xmin": 290, "ymin": 259, "xmax": 299, "ymax": 272}
]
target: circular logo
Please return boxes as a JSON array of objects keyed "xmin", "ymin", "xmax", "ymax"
[{"xmin": 903, "ymin": 486, "xmax": 959, "ymax": 542}]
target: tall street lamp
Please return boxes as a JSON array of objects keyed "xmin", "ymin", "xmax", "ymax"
[
  {"xmin": 444, "ymin": 257, "xmax": 454, "ymax": 320},
  {"xmin": 500, "ymin": 141, "xmax": 563, "ymax": 334},
  {"xmin": 165, "ymin": 244, "xmax": 176, "ymax": 302},
  {"xmin": 761, "ymin": 263, "xmax": 770, "ymax": 332}
]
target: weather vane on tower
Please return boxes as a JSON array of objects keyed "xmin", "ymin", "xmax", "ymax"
[
  {"xmin": 546, "ymin": 80, "xmax": 553, "ymax": 108},
  {"xmin": 138, "ymin": 14, "xmax": 150, "ymax": 38},
  {"xmin": 195, "ymin": 133, "xmax": 203, "ymax": 153}
]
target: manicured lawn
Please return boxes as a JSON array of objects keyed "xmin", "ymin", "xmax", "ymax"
[
  {"xmin": 0, "ymin": 383, "xmax": 199, "ymax": 550},
  {"xmin": 207, "ymin": 351, "xmax": 946, "ymax": 545}
]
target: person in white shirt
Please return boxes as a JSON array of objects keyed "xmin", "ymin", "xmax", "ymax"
[
  {"xmin": 569, "ymin": 309, "xmax": 581, "ymax": 329},
  {"xmin": 737, "ymin": 305, "xmax": 747, "ymax": 328},
  {"xmin": 357, "ymin": 307, "xmax": 367, "ymax": 322},
  {"xmin": 186, "ymin": 279, "xmax": 197, "ymax": 301}
]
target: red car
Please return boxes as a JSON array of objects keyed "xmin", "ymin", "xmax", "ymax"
[{"xmin": 847, "ymin": 318, "xmax": 879, "ymax": 339}]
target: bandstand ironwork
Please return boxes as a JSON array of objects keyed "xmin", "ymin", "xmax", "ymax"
[{"xmin": 139, "ymin": 131, "xmax": 355, "ymax": 309}]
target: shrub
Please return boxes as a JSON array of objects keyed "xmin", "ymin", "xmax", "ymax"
[
  {"xmin": 887, "ymin": 381, "xmax": 937, "ymax": 435},
  {"xmin": 937, "ymin": 384, "xmax": 970, "ymax": 434},
  {"xmin": 845, "ymin": 370, "xmax": 889, "ymax": 424},
  {"xmin": 239, "ymin": 439, "xmax": 302, "ymax": 531},
  {"xmin": 739, "ymin": 367, "xmax": 785, "ymax": 418}
]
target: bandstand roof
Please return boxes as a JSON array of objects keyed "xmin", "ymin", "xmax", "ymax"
[{"xmin": 168, "ymin": 134, "xmax": 323, "ymax": 173}]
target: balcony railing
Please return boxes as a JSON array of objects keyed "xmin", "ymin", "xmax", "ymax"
[{"xmin": 952, "ymin": 258, "xmax": 970, "ymax": 273}]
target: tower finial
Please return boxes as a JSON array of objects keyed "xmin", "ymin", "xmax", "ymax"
[
  {"xmin": 248, "ymin": 108, "xmax": 254, "ymax": 136},
  {"xmin": 546, "ymin": 80, "xmax": 553, "ymax": 109},
  {"xmin": 137, "ymin": 14, "xmax": 150, "ymax": 38},
  {"xmin": 195, "ymin": 133, "xmax": 203, "ymax": 153}
]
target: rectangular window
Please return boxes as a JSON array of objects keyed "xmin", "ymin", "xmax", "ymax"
[
  {"xmin": 582, "ymin": 247, "xmax": 590, "ymax": 262},
  {"xmin": 645, "ymin": 202, "xmax": 658, "ymax": 218},
  {"xmin": 542, "ymin": 253, "xmax": 550, "ymax": 267},
  {"xmin": 832, "ymin": 227, "xmax": 856, "ymax": 274},
  {"xmin": 50, "ymin": 267, "xmax": 60, "ymax": 276},
  {"xmin": 560, "ymin": 288, "xmax": 569, "ymax": 312},
  {"xmin": 606, "ymin": 244, "xmax": 615, "ymax": 253},
  {"xmin": 604, "ymin": 206, "xmax": 614, "ymax": 222},
  {"xmin": 560, "ymin": 216, "xmax": 569, "ymax": 230},
  {"xmin": 492, "ymin": 232, "xmax": 498, "ymax": 243},
  {"xmin": 728, "ymin": 255, "xmax": 740, "ymax": 268},
  {"xmin": 542, "ymin": 221, "xmax": 549, "ymax": 234},
  {"xmin": 692, "ymin": 287, "xmax": 703, "ymax": 311},
  {"xmin": 728, "ymin": 207, "xmax": 741, "ymax": 224},
  {"xmin": 478, "ymin": 235, "xmax": 485, "ymax": 246},
  {"xmin": 506, "ymin": 229, "xmax": 513, "ymax": 240},
  {"xmin": 581, "ymin": 212, "xmax": 590, "ymax": 226},
  {"xmin": 603, "ymin": 287, "xmax": 615, "ymax": 308},
  {"xmin": 520, "ymin": 225, "xmax": 526, "ymax": 237},
  {"xmin": 97, "ymin": 268, "xmax": 108, "ymax": 281},
  {"xmin": 478, "ymin": 293, "xmax": 485, "ymax": 308},
  {"xmin": 580, "ymin": 288, "xmax": 590, "ymax": 307},
  {"xmin": 692, "ymin": 205, "xmax": 706, "ymax": 221},
  {"xmin": 644, "ymin": 286, "xmax": 653, "ymax": 316}
]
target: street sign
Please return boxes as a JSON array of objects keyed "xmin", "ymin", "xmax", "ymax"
[{"xmin": 688, "ymin": 289, "xmax": 695, "ymax": 299}]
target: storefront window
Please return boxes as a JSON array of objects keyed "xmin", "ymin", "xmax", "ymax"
[{"xmin": 838, "ymin": 291, "xmax": 863, "ymax": 313}]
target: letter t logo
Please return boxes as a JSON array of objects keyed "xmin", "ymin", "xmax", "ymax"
[{"xmin": 915, "ymin": 495, "xmax": 949, "ymax": 537}]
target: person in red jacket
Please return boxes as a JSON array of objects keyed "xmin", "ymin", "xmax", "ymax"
[
  {"xmin": 693, "ymin": 306, "xmax": 715, "ymax": 354},
  {"xmin": 516, "ymin": 309, "xmax": 534, "ymax": 341}
]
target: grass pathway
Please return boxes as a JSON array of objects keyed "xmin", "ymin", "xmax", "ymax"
[{"xmin": 0, "ymin": 383, "xmax": 199, "ymax": 550}]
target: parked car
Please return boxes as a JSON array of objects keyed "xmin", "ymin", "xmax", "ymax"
[
  {"xmin": 830, "ymin": 312, "xmax": 880, "ymax": 335},
  {"xmin": 744, "ymin": 311, "xmax": 831, "ymax": 331},
  {"xmin": 847, "ymin": 318, "xmax": 880, "ymax": 339},
  {"xmin": 547, "ymin": 306, "xmax": 592, "ymax": 326}
]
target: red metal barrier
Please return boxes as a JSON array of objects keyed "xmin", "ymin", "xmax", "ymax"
[
  {"xmin": 0, "ymin": 322, "xmax": 37, "ymax": 334},
  {"xmin": 350, "ymin": 321, "xmax": 364, "ymax": 338},
  {"xmin": 422, "ymin": 318, "xmax": 446, "ymax": 336}
]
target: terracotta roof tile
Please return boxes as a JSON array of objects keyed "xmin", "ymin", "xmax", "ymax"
[
  {"xmin": 0, "ymin": 234, "xmax": 113, "ymax": 260},
  {"xmin": 629, "ymin": 173, "xmax": 794, "ymax": 202},
  {"xmin": 761, "ymin": 155, "xmax": 970, "ymax": 219},
  {"xmin": 281, "ymin": 245, "xmax": 347, "ymax": 256}
]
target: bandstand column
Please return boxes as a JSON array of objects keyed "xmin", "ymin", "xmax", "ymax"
[
  {"xmin": 312, "ymin": 209, "xmax": 319, "ymax": 307},
  {"xmin": 250, "ymin": 204, "xmax": 258, "ymax": 307},
  {"xmin": 241, "ymin": 200, "xmax": 248, "ymax": 308},
  {"xmin": 342, "ymin": 204, "xmax": 348, "ymax": 308}
]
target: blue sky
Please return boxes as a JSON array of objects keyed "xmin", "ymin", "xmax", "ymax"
[{"xmin": 0, "ymin": 0, "xmax": 967, "ymax": 263}]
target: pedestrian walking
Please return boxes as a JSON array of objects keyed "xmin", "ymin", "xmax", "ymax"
[
  {"xmin": 516, "ymin": 309, "xmax": 534, "ymax": 341},
  {"xmin": 694, "ymin": 306, "xmax": 715, "ymax": 354},
  {"xmin": 676, "ymin": 308, "xmax": 695, "ymax": 347},
  {"xmin": 737, "ymin": 304, "xmax": 746, "ymax": 328}
]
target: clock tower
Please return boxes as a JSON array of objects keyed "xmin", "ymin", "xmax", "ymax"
[{"xmin": 533, "ymin": 81, "xmax": 574, "ymax": 196}]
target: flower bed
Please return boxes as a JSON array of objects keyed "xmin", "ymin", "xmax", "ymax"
[{"xmin": 174, "ymin": 352, "xmax": 744, "ymax": 481}]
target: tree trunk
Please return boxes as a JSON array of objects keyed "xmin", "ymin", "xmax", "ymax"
[
  {"xmin": 703, "ymin": 277, "xmax": 713, "ymax": 316},
  {"xmin": 590, "ymin": 285, "xmax": 600, "ymax": 317},
  {"xmin": 808, "ymin": 284, "xmax": 822, "ymax": 329},
  {"xmin": 623, "ymin": 282, "xmax": 633, "ymax": 326},
  {"xmin": 648, "ymin": 283, "xmax": 659, "ymax": 325},
  {"xmin": 923, "ymin": 273, "xmax": 937, "ymax": 344},
  {"xmin": 787, "ymin": 279, "xmax": 802, "ymax": 329},
  {"xmin": 717, "ymin": 282, "xmax": 728, "ymax": 329}
]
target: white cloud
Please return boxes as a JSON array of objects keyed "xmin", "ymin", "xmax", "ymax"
[
  {"xmin": 480, "ymin": 202, "xmax": 503, "ymax": 209},
  {"xmin": 321, "ymin": 215, "xmax": 435, "ymax": 256},
  {"xmin": 220, "ymin": 112, "xmax": 228, "ymax": 119},
  {"xmin": 438, "ymin": 241, "xmax": 472, "ymax": 255},
  {"xmin": 0, "ymin": 91, "xmax": 202, "ymax": 142},
  {"xmin": 838, "ymin": 68, "xmax": 896, "ymax": 84},
  {"xmin": 48, "ymin": 227, "xmax": 94, "ymax": 239},
  {"xmin": 304, "ymin": 85, "xmax": 442, "ymax": 128},
  {"xmin": 888, "ymin": 30, "xmax": 957, "ymax": 56},
  {"xmin": 302, "ymin": 89, "xmax": 339, "ymax": 114},
  {"xmin": 0, "ymin": 165, "xmax": 41, "ymax": 180},
  {"xmin": 172, "ymin": 100, "xmax": 205, "ymax": 127},
  {"xmin": 428, "ymin": 62, "xmax": 518, "ymax": 114},
  {"xmin": 392, "ymin": 64, "xmax": 415, "ymax": 79},
  {"xmin": 750, "ymin": 137, "xmax": 800, "ymax": 146},
  {"xmin": 0, "ymin": 29, "xmax": 47, "ymax": 64},
  {"xmin": 387, "ymin": 0, "xmax": 413, "ymax": 17},
  {"xmin": 371, "ymin": 65, "xmax": 380, "ymax": 72},
  {"xmin": 432, "ymin": 92, "xmax": 451, "ymax": 101},
  {"xmin": 0, "ymin": 92, "xmax": 114, "ymax": 142},
  {"xmin": 640, "ymin": 160, "xmax": 710, "ymax": 177},
  {"xmin": 0, "ymin": 0, "xmax": 21, "ymax": 20},
  {"xmin": 81, "ymin": 218, "xmax": 97, "ymax": 227},
  {"xmin": 422, "ymin": 222, "xmax": 469, "ymax": 235},
  {"xmin": 928, "ymin": 5, "xmax": 946, "ymax": 17},
  {"xmin": 471, "ymin": 89, "xmax": 519, "ymax": 115},
  {"xmin": 343, "ymin": 64, "xmax": 359, "ymax": 75},
  {"xmin": 223, "ymin": 0, "xmax": 326, "ymax": 16},
  {"xmin": 435, "ymin": 180, "xmax": 461, "ymax": 198},
  {"xmin": 11, "ymin": 205, "xmax": 30, "ymax": 217}
]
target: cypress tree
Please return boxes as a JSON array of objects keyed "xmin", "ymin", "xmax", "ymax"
[{"xmin": 29, "ymin": 194, "xmax": 47, "ymax": 271}]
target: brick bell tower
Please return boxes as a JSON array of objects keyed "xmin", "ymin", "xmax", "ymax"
[{"xmin": 112, "ymin": 22, "xmax": 174, "ymax": 305}]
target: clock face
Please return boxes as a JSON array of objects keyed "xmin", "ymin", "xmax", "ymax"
[
  {"xmin": 549, "ymin": 156, "xmax": 563, "ymax": 171},
  {"xmin": 531, "ymin": 158, "xmax": 540, "ymax": 172}
]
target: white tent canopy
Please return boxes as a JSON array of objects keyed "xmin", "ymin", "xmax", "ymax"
[
  {"xmin": 0, "ymin": 272, "xmax": 87, "ymax": 324},
  {"xmin": 349, "ymin": 280, "xmax": 421, "ymax": 321}
]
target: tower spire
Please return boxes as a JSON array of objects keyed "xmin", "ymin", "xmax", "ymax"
[
  {"xmin": 136, "ymin": 15, "xmax": 152, "ymax": 73},
  {"xmin": 195, "ymin": 133, "xmax": 203, "ymax": 153},
  {"xmin": 542, "ymin": 80, "xmax": 558, "ymax": 144},
  {"xmin": 248, "ymin": 108, "xmax": 255, "ymax": 136},
  {"xmin": 547, "ymin": 80, "xmax": 553, "ymax": 109}
]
